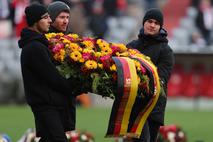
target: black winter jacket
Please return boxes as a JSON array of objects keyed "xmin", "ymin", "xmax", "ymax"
[
  {"xmin": 19, "ymin": 28, "xmax": 72, "ymax": 109},
  {"xmin": 127, "ymin": 28, "xmax": 175, "ymax": 124}
]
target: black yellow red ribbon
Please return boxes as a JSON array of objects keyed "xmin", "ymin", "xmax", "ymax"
[
  {"xmin": 106, "ymin": 56, "xmax": 161, "ymax": 138},
  {"xmin": 128, "ymin": 55, "xmax": 161, "ymax": 137},
  {"xmin": 106, "ymin": 57, "xmax": 138, "ymax": 137}
]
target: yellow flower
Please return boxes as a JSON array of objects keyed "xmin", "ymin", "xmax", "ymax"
[
  {"xmin": 99, "ymin": 43, "xmax": 110, "ymax": 49},
  {"xmin": 96, "ymin": 39, "xmax": 106, "ymax": 45},
  {"xmin": 69, "ymin": 43, "xmax": 80, "ymax": 51},
  {"xmin": 101, "ymin": 47, "xmax": 112, "ymax": 55},
  {"xmin": 134, "ymin": 60, "xmax": 141, "ymax": 71},
  {"xmin": 70, "ymin": 51, "xmax": 82, "ymax": 62},
  {"xmin": 78, "ymin": 47, "xmax": 83, "ymax": 52},
  {"xmin": 53, "ymin": 54, "xmax": 59, "ymax": 61},
  {"xmin": 115, "ymin": 52, "xmax": 120, "ymax": 56},
  {"xmin": 54, "ymin": 49, "xmax": 65, "ymax": 62},
  {"xmin": 60, "ymin": 37, "xmax": 71, "ymax": 44},
  {"xmin": 128, "ymin": 49, "xmax": 137, "ymax": 55},
  {"xmin": 58, "ymin": 33, "xmax": 64, "ymax": 36},
  {"xmin": 52, "ymin": 32, "xmax": 64, "ymax": 37},
  {"xmin": 94, "ymin": 52, "xmax": 102, "ymax": 58},
  {"xmin": 65, "ymin": 44, "xmax": 69, "ymax": 48},
  {"xmin": 45, "ymin": 33, "xmax": 56, "ymax": 40},
  {"xmin": 97, "ymin": 39, "xmax": 110, "ymax": 49},
  {"xmin": 137, "ymin": 75, "xmax": 141, "ymax": 84},
  {"xmin": 82, "ymin": 40, "xmax": 95, "ymax": 49},
  {"xmin": 67, "ymin": 33, "xmax": 79, "ymax": 39},
  {"xmin": 85, "ymin": 60, "xmax": 98, "ymax": 70},
  {"xmin": 116, "ymin": 51, "xmax": 129, "ymax": 57},
  {"xmin": 112, "ymin": 43, "xmax": 127, "ymax": 52},
  {"xmin": 145, "ymin": 56, "xmax": 151, "ymax": 60},
  {"xmin": 110, "ymin": 64, "xmax": 117, "ymax": 71},
  {"xmin": 98, "ymin": 63, "xmax": 103, "ymax": 69},
  {"xmin": 118, "ymin": 44, "xmax": 127, "ymax": 52},
  {"xmin": 79, "ymin": 58, "xmax": 85, "ymax": 63},
  {"xmin": 83, "ymin": 48, "xmax": 94, "ymax": 53}
]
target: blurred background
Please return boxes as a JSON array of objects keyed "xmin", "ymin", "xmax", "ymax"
[{"xmin": 1, "ymin": 0, "xmax": 213, "ymax": 142}]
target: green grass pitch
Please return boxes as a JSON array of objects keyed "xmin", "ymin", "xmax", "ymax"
[{"xmin": 0, "ymin": 105, "xmax": 212, "ymax": 142}]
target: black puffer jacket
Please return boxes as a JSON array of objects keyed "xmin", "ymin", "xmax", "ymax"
[
  {"xmin": 19, "ymin": 28, "xmax": 76, "ymax": 132},
  {"xmin": 19, "ymin": 28, "xmax": 72, "ymax": 109},
  {"xmin": 127, "ymin": 28, "xmax": 175, "ymax": 124}
]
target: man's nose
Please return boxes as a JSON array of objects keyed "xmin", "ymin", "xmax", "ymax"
[
  {"xmin": 64, "ymin": 18, "xmax": 69, "ymax": 23},
  {"xmin": 150, "ymin": 22, "xmax": 156, "ymax": 27},
  {"xmin": 48, "ymin": 17, "xmax": 52, "ymax": 23}
]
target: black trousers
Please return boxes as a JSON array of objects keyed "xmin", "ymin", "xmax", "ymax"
[
  {"xmin": 132, "ymin": 119, "xmax": 160, "ymax": 142},
  {"xmin": 33, "ymin": 108, "xmax": 68, "ymax": 142}
]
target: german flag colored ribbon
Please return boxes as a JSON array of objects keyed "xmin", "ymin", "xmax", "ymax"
[
  {"xmin": 128, "ymin": 55, "xmax": 161, "ymax": 138},
  {"xmin": 106, "ymin": 57, "xmax": 138, "ymax": 137},
  {"xmin": 106, "ymin": 56, "xmax": 161, "ymax": 138}
]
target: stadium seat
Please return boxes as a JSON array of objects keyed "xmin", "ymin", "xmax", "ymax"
[
  {"xmin": 168, "ymin": 64, "xmax": 186, "ymax": 97},
  {"xmin": 184, "ymin": 64, "xmax": 205, "ymax": 98},
  {"xmin": 199, "ymin": 72, "xmax": 213, "ymax": 98}
]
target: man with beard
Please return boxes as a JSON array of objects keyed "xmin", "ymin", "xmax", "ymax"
[{"xmin": 47, "ymin": 1, "xmax": 77, "ymax": 134}]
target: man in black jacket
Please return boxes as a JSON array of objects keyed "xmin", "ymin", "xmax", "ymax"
[
  {"xmin": 127, "ymin": 8, "xmax": 175, "ymax": 142},
  {"xmin": 19, "ymin": 3, "xmax": 74, "ymax": 142},
  {"xmin": 47, "ymin": 1, "xmax": 77, "ymax": 134}
]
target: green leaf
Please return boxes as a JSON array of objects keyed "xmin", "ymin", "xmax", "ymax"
[{"xmin": 91, "ymin": 73, "xmax": 101, "ymax": 94}]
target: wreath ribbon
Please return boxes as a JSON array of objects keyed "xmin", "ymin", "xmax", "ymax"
[{"xmin": 106, "ymin": 56, "xmax": 161, "ymax": 138}]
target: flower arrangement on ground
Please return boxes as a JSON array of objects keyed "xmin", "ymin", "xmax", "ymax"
[
  {"xmin": 157, "ymin": 125, "xmax": 187, "ymax": 142},
  {"xmin": 17, "ymin": 128, "xmax": 95, "ymax": 142},
  {"xmin": 66, "ymin": 130, "xmax": 95, "ymax": 142},
  {"xmin": 0, "ymin": 133, "xmax": 11, "ymax": 142},
  {"xmin": 114, "ymin": 124, "xmax": 187, "ymax": 142},
  {"xmin": 45, "ymin": 33, "xmax": 157, "ymax": 98}
]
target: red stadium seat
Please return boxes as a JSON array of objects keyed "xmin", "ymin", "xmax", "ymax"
[
  {"xmin": 199, "ymin": 72, "xmax": 213, "ymax": 98},
  {"xmin": 184, "ymin": 64, "xmax": 205, "ymax": 98},
  {"xmin": 168, "ymin": 64, "xmax": 186, "ymax": 97}
]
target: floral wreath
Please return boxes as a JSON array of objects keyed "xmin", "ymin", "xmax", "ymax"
[{"xmin": 45, "ymin": 33, "xmax": 158, "ymax": 99}]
